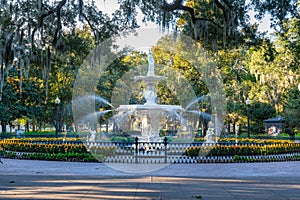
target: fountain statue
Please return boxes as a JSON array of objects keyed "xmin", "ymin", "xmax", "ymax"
[{"xmin": 147, "ymin": 50, "xmax": 155, "ymax": 76}]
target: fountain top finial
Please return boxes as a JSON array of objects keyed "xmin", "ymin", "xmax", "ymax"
[{"xmin": 147, "ymin": 49, "xmax": 155, "ymax": 76}]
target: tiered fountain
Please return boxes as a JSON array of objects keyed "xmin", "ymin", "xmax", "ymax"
[{"xmin": 115, "ymin": 50, "xmax": 184, "ymax": 142}]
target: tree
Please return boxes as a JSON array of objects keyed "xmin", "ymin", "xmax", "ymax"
[
  {"xmin": 249, "ymin": 101, "xmax": 276, "ymax": 134},
  {"xmin": 276, "ymin": 17, "xmax": 300, "ymax": 72},
  {"xmin": 0, "ymin": 68, "xmax": 19, "ymax": 132},
  {"xmin": 284, "ymin": 85, "xmax": 300, "ymax": 134},
  {"xmin": 0, "ymin": 0, "xmax": 141, "ymax": 132},
  {"xmin": 250, "ymin": 0, "xmax": 299, "ymax": 32},
  {"xmin": 247, "ymin": 39, "xmax": 297, "ymax": 116},
  {"xmin": 0, "ymin": 64, "xmax": 44, "ymax": 132}
]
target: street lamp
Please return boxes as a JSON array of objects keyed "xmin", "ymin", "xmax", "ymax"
[
  {"xmin": 246, "ymin": 97, "xmax": 251, "ymax": 138},
  {"xmin": 55, "ymin": 97, "xmax": 61, "ymax": 137}
]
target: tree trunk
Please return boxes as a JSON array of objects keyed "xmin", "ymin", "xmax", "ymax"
[
  {"xmin": 25, "ymin": 122, "xmax": 29, "ymax": 132},
  {"xmin": 1, "ymin": 122, "xmax": 6, "ymax": 133},
  {"xmin": 227, "ymin": 122, "xmax": 230, "ymax": 134},
  {"xmin": 32, "ymin": 119, "xmax": 36, "ymax": 132},
  {"xmin": 202, "ymin": 121, "xmax": 208, "ymax": 137},
  {"xmin": 9, "ymin": 124, "xmax": 13, "ymax": 133},
  {"xmin": 233, "ymin": 121, "xmax": 236, "ymax": 135}
]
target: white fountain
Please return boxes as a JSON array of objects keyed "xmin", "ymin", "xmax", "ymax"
[{"xmin": 116, "ymin": 50, "xmax": 184, "ymax": 142}]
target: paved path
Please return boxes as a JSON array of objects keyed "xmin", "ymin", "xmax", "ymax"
[{"xmin": 1, "ymin": 159, "xmax": 300, "ymax": 199}]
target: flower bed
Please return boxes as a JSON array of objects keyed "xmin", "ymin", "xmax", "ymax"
[
  {"xmin": 185, "ymin": 139, "xmax": 300, "ymax": 157},
  {"xmin": 0, "ymin": 138, "xmax": 116, "ymax": 162}
]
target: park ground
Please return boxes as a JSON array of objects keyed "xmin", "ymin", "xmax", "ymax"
[{"xmin": 1, "ymin": 159, "xmax": 300, "ymax": 199}]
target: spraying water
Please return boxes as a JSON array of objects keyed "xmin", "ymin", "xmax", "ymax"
[
  {"xmin": 185, "ymin": 95, "xmax": 205, "ymax": 110},
  {"xmin": 73, "ymin": 95, "xmax": 115, "ymax": 109},
  {"xmin": 187, "ymin": 110, "xmax": 212, "ymax": 121}
]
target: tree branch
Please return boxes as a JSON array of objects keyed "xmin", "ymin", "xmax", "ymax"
[
  {"xmin": 38, "ymin": 0, "xmax": 67, "ymax": 28},
  {"xmin": 161, "ymin": 0, "xmax": 223, "ymax": 27},
  {"xmin": 78, "ymin": 0, "xmax": 83, "ymax": 17},
  {"xmin": 161, "ymin": 0, "xmax": 184, "ymax": 12},
  {"xmin": 81, "ymin": 13, "xmax": 98, "ymax": 41},
  {"xmin": 178, "ymin": 4, "xmax": 196, "ymax": 24},
  {"xmin": 53, "ymin": 9, "xmax": 62, "ymax": 46},
  {"xmin": 214, "ymin": 0, "xmax": 227, "ymax": 21},
  {"xmin": 222, "ymin": 0, "xmax": 233, "ymax": 9},
  {"xmin": 161, "ymin": 0, "xmax": 196, "ymax": 24}
]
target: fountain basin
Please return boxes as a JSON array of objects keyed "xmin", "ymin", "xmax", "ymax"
[
  {"xmin": 134, "ymin": 75, "xmax": 167, "ymax": 84},
  {"xmin": 116, "ymin": 104, "xmax": 184, "ymax": 142},
  {"xmin": 117, "ymin": 104, "xmax": 184, "ymax": 111}
]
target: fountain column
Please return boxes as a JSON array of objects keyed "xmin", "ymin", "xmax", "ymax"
[{"xmin": 143, "ymin": 50, "xmax": 160, "ymax": 106}]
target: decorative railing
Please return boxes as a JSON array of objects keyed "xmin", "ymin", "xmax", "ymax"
[{"xmin": 1, "ymin": 137, "xmax": 300, "ymax": 163}]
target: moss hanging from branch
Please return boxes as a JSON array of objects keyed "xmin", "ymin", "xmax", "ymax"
[{"xmin": 160, "ymin": 0, "xmax": 240, "ymax": 49}]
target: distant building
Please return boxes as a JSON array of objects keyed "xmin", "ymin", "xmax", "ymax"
[{"xmin": 264, "ymin": 117, "xmax": 285, "ymax": 136}]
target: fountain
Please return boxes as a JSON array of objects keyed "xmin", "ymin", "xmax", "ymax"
[
  {"xmin": 115, "ymin": 50, "xmax": 184, "ymax": 142},
  {"xmin": 71, "ymin": 29, "xmax": 227, "ymax": 173},
  {"xmin": 74, "ymin": 49, "xmax": 216, "ymax": 144}
]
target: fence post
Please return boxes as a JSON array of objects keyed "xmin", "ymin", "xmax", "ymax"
[
  {"xmin": 135, "ymin": 137, "xmax": 138, "ymax": 163},
  {"xmin": 164, "ymin": 137, "xmax": 168, "ymax": 163}
]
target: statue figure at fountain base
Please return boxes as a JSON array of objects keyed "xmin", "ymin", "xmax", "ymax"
[{"xmin": 205, "ymin": 121, "xmax": 215, "ymax": 143}]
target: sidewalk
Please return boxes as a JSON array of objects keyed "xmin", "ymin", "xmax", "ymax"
[{"xmin": 1, "ymin": 159, "xmax": 300, "ymax": 199}]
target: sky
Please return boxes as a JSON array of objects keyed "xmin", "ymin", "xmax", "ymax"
[
  {"xmin": 97, "ymin": 0, "xmax": 157, "ymax": 28},
  {"xmin": 96, "ymin": 0, "xmax": 118, "ymax": 14}
]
